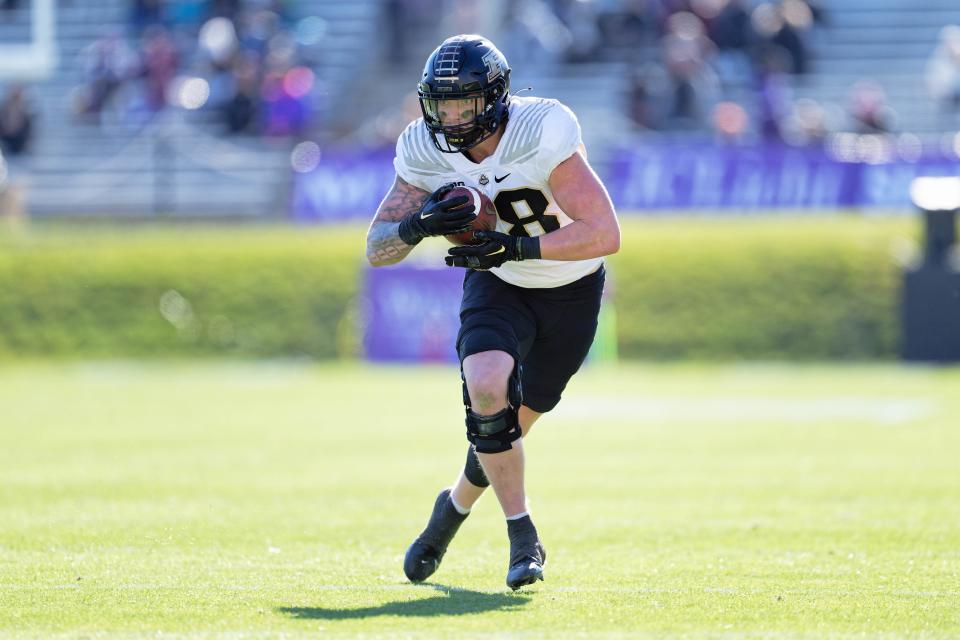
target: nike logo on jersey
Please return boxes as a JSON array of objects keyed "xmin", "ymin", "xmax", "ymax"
[{"xmin": 494, "ymin": 173, "xmax": 511, "ymax": 183}]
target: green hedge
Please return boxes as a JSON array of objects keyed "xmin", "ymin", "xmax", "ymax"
[
  {"xmin": 608, "ymin": 217, "xmax": 911, "ymax": 360},
  {"xmin": 0, "ymin": 225, "xmax": 365, "ymax": 359},
  {"xmin": 0, "ymin": 218, "xmax": 914, "ymax": 360}
]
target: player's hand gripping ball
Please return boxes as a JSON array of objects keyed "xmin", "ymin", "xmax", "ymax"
[{"xmin": 443, "ymin": 186, "xmax": 498, "ymax": 246}]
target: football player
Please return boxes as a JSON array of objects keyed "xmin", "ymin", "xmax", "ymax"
[{"xmin": 365, "ymin": 35, "xmax": 620, "ymax": 590}]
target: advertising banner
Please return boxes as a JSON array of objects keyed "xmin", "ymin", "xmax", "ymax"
[
  {"xmin": 291, "ymin": 141, "xmax": 960, "ymax": 219},
  {"xmin": 291, "ymin": 147, "xmax": 395, "ymax": 222},
  {"xmin": 362, "ymin": 264, "xmax": 464, "ymax": 363},
  {"xmin": 604, "ymin": 143, "xmax": 960, "ymax": 211}
]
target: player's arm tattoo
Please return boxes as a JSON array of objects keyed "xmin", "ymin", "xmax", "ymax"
[{"xmin": 366, "ymin": 176, "xmax": 430, "ymax": 266}]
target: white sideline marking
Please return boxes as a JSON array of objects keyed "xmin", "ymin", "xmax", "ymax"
[{"xmin": 553, "ymin": 396, "xmax": 937, "ymax": 426}]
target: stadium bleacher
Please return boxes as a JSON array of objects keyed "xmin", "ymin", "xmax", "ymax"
[
  {"xmin": 795, "ymin": 0, "xmax": 960, "ymax": 135},
  {"xmin": 2, "ymin": 0, "xmax": 382, "ymax": 218},
  {"xmin": 2, "ymin": 0, "xmax": 960, "ymax": 218}
]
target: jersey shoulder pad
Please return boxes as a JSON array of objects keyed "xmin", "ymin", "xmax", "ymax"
[
  {"xmin": 395, "ymin": 118, "xmax": 455, "ymax": 179},
  {"xmin": 500, "ymin": 97, "xmax": 580, "ymax": 168}
]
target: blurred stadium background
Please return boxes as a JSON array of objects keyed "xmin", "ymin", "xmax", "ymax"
[
  {"xmin": 1, "ymin": 0, "xmax": 960, "ymax": 218},
  {"xmin": 0, "ymin": 0, "xmax": 958, "ymax": 361}
]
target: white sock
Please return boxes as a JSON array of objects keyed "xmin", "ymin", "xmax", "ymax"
[
  {"xmin": 505, "ymin": 510, "xmax": 529, "ymax": 521},
  {"xmin": 449, "ymin": 494, "xmax": 471, "ymax": 515}
]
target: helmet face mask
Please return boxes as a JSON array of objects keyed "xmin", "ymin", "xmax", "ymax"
[
  {"xmin": 418, "ymin": 35, "xmax": 511, "ymax": 153},
  {"xmin": 419, "ymin": 94, "xmax": 490, "ymax": 151}
]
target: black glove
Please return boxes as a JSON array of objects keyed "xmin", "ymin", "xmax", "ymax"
[
  {"xmin": 397, "ymin": 183, "xmax": 476, "ymax": 246},
  {"xmin": 444, "ymin": 231, "xmax": 542, "ymax": 270}
]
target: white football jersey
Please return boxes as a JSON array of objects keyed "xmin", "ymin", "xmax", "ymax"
[{"xmin": 393, "ymin": 95, "xmax": 604, "ymax": 288}]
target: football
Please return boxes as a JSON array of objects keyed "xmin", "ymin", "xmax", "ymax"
[{"xmin": 443, "ymin": 186, "xmax": 498, "ymax": 246}]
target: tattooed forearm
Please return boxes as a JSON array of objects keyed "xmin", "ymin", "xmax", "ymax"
[
  {"xmin": 366, "ymin": 176, "xmax": 430, "ymax": 266},
  {"xmin": 377, "ymin": 179, "xmax": 429, "ymax": 222},
  {"xmin": 366, "ymin": 221, "xmax": 413, "ymax": 266}
]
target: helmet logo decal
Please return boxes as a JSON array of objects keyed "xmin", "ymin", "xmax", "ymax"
[
  {"xmin": 482, "ymin": 50, "xmax": 502, "ymax": 83},
  {"xmin": 434, "ymin": 42, "xmax": 462, "ymax": 76}
]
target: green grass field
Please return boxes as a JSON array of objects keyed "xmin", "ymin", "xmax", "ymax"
[{"xmin": 2, "ymin": 362, "xmax": 959, "ymax": 638}]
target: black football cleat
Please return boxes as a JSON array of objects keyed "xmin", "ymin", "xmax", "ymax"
[
  {"xmin": 505, "ymin": 515, "xmax": 546, "ymax": 590},
  {"xmin": 403, "ymin": 488, "xmax": 468, "ymax": 583}
]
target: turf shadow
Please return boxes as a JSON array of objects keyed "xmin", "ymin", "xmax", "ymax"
[{"xmin": 278, "ymin": 583, "xmax": 532, "ymax": 619}]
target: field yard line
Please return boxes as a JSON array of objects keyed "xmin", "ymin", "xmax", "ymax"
[{"xmin": 553, "ymin": 396, "xmax": 938, "ymax": 425}]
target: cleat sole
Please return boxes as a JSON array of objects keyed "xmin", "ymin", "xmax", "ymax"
[{"xmin": 506, "ymin": 565, "xmax": 544, "ymax": 590}]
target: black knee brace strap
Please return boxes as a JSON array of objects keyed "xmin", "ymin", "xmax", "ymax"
[
  {"xmin": 466, "ymin": 406, "xmax": 521, "ymax": 453},
  {"xmin": 464, "ymin": 445, "xmax": 489, "ymax": 487},
  {"xmin": 461, "ymin": 361, "xmax": 523, "ymax": 454}
]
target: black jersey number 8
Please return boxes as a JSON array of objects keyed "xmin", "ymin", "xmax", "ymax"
[{"xmin": 493, "ymin": 188, "xmax": 561, "ymax": 238}]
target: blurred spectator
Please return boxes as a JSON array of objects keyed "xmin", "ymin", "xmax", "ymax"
[
  {"xmin": 0, "ymin": 85, "xmax": 33, "ymax": 155},
  {"xmin": 199, "ymin": 16, "xmax": 240, "ymax": 68},
  {"xmin": 74, "ymin": 32, "xmax": 140, "ymax": 118},
  {"xmin": 750, "ymin": 1, "xmax": 813, "ymax": 75},
  {"xmin": 926, "ymin": 25, "xmax": 960, "ymax": 112},
  {"xmin": 754, "ymin": 45, "xmax": 792, "ymax": 141},
  {"xmin": 847, "ymin": 80, "xmax": 895, "ymax": 134},
  {"xmin": 190, "ymin": 5, "xmax": 324, "ymax": 137},
  {"xmin": 661, "ymin": 12, "xmax": 719, "ymax": 127},
  {"xmin": 140, "ymin": 26, "xmax": 178, "ymax": 112},
  {"xmin": 237, "ymin": 8, "xmax": 281, "ymax": 59},
  {"xmin": 701, "ymin": 0, "xmax": 753, "ymax": 85},
  {"xmin": 703, "ymin": 0, "xmax": 750, "ymax": 51},
  {"xmin": 627, "ymin": 63, "xmax": 671, "ymax": 129},
  {"xmin": 711, "ymin": 100, "xmax": 749, "ymax": 143},
  {"xmin": 780, "ymin": 98, "xmax": 828, "ymax": 146},
  {"xmin": 804, "ymin": 0, "xmax": 826, "ymax": 27},
  {"xmin": 260, "ymin": 67, "xmax": 311, "ymax": 136},
  {"xmin": 222, "ymin": 55, "xmax": 260, "ymax": 133}
]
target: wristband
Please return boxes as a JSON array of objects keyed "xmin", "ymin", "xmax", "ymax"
[{"xmin": 517, "ymin": 236, "xmax": 541, "ymax": 261}]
